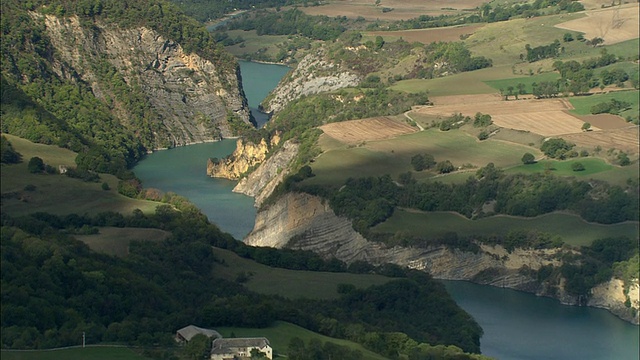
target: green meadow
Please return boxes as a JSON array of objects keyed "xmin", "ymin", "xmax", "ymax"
[
  {"xmin": 211, "ymin": 247, "xmax": 392, "ymax": 300},
  {"xmin": 567, "ymin": 90, "xmax": 640, "ymax": 120},
  {"xmin": 484, "ymin": 72, "xmax": 561, "ymax": 94},
  {"xmin": 373, "ymin": 210, "xmax": 639, "ymax": 247},
  {"xmin": 506, "ymin": 158, "xmax": 614, "ymax": 176},
  {"xmin": 0, "ymin": 347, "xmax": 150, "ymax": 360},
  {"xmin": 307, "ymin": 128, "xmax": 538, "ymax": 186},
  {"xmin": 75, "ymin": 227, "xmax": 171, "ymax": 257},
  {"xmin": 216, "ymin": 321, "xmax": 388, "ymax": 360},
  {"xmin": 0, "ymin": 135, "xmax": 159, "ymax": 216}
]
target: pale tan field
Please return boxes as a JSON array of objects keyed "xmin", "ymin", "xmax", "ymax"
[
  {"xmin": 562, "ymin": 126, "xmax": 640, "ymax": 155},
  {"xmin": 299, "ymin": 0, "xmax": 485, "ymax": 20},
  {"xmin": 320, "ymin": 116, "xmax": 417, "ymax": 144},
  {"xmin": 555, "ymin": 4, "xmax": 639, "ymax": 45},
  {"xmin": 366, "ymin": 24, "xmax": 483, "ymax": 44},
  {"xmin": 576, "ymin": 113, "xmax": 632, "ymax": 130},
  {"xmin": 416, "ymin": 95, "xmax": 592, "ymax": 136}
]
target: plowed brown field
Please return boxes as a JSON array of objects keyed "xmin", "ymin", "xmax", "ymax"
[
  {"xmin": 367, "ymin": 24, "xmax": 483, "ymax": 44},
  {"xmin": 299, "ymin": 0, "xmax": 485, "ymax": 20},
  {"xmin": 563, "ymin": 126, "xmax": 640, "ymax": 155},
  {"xmin": 415, "ymin": 95, "xmax": 591, "ymax": 136},
  {"xmin": 320, "ymin": 117, "xmax": 417, "ymax": 144}
]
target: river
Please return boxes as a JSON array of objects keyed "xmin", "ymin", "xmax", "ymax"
[{"xmin": 134, "ymin": 61, "xmax": 639, "ymax": 360}]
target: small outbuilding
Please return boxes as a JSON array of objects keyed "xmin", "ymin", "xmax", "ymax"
[{"xmin": 175, "ymin": 325, "xmax": 222, "ymax": 344}]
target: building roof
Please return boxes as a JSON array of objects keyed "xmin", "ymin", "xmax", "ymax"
[
  {"xmin": 211, "ymin": 337, "xmax": 271, "ymax": 354},
  {"xmin": 176, "ymin": 325, "xmax": 221, "ymax": 342}
]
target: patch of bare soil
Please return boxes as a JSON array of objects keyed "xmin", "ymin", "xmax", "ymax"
[
  {"xmin": 563, "ymin": 126, "xmax": 640, "ymax": 155},
  {"xmin": 367, "ymin": 24, "xmax": 483, "ymax": 44},
  {"xmin": 576, "ymin": 113, "xmax": 631, "ymax": 129},
  {"xmin": 299, "ymin": 0, "xmax": 486, "ymax": 20},
  {"xmin": 555, "ymin": 4, "xmax": 639, "ymax": 45},
  {"xmin": 320, "ymin": 116, "xmax": 417, "ymax": 144}
]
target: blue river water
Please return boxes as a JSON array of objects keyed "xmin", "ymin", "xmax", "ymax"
[{"xmin": 134, "ymin": 60, "xmax": 639, "ymax": 360}]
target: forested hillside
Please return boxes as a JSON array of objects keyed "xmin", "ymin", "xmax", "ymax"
[{"xmin": 1, "ymin": 0, "xmax": 249, "ymax": 177}]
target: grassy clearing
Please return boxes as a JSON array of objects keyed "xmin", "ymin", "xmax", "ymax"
[
  {"xmin": 307, "ymin": 128, "xmax": 537, "ymax": 187},
  {"xmin": 215, "ymin": 321, "xmax": 388, "ymax": 360},
  {"xmin": 75, "ymin": 227, "xmax": 171, "ymax": 257},
  {"xmin": 0, "ymin": 135, "xmax": 159, "ymax": 217},
  {"xmin": 391, "ymin": 66, "xmax": 511, "ymax": 96},
  {"xmin": 506, "ymin": 157, "xmax": 614, "ymax": 176},
  {"xmin": 211, "ymin": 247, "xmax": 392, "ymax": 300},
  {"xmin": 0, "ymin": 347, "xmax": 149, "ymax": 360},
  {"xmin": 484, "ymin": 72, "xmax": 561, "ymax": 94},
  {"xmin": 373, "ymin": 210, "xmax": 639, "ymax": 247},
  {"xmin": 223, "ymin": 30, "xmax": 290, "ymax": 59},
  {"xmin": 568, "ymin": 90, "xmax": 640, "ymax": 120}
]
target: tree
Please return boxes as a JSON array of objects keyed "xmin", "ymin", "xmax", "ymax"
[
  {"xmin": 581, "ymin": 122, "xmax": 591, "ymax": 131},
  {"xmin": 541, "ymin": 138, "xmax": 575, "ymax": 158},
  {"xmin": 436, "ymin": 160, "xmax": 455, "ymax": 173},
  {"xmin": 522, "ymin": 152, "xmax": 536, "ymax": 164},
  {"xmin": 0, "ymin": 136, "xmax": 22, "ymax": 164},
  {"xmin": 587, "ymin": 37, "xmax": 604, "ymax": 47},
  {"xmin": 571, "ymin": 162, "xmax": 585, "ymax": 171},
  {"xmin": 374, "ymin": 35, "xmax": 385, "ymax": 50},
  {"xmin": 27, "ymin": 157, "xmax": 45, "ymax": 173},
  {"xmin": 563, "ymin": 33, "xmax": 574, "ymax": 42},
  {"xmin": 617, "ymin": 152, "xmax": 630, "ymax": 166}
]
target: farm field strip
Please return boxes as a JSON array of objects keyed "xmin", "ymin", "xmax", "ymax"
[
  {"xmin": 491, "ymin": 111, "xmax": 593, "ymax": 136},
  {"xmin": 298, "ymin": 0, "xmax": 486, "ymax": 20},
  {"xmin": 562, "ymin": 126, "xmax": 640, "ymax": 155},
  {"xmin": 365, "ymin": 24, "xmax": 483, "ymax": 44},
  {"xmin": 554, "ymin": 4, "xmax": 640, "ymax": 45},
  {"xmin": 75, "ymin": 227, "xmax": 171, "ymax": 257},
  {"xmin": 320, "ymin": 116, "xmax": 417, "ymax": 144}
]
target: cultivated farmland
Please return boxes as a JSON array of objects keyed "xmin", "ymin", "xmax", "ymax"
[
  {"xmin": 366, "ymin": 24, "xmax": 484, "ymax": 44},
  {"xmin": 299, "ymin": 0, "xmax": 486, "ymax": 20},
  {"xmin": 320, "ymin": 116, "xmax": 417, "ymax": 145},
  {"xmin": 555, "ymin": 4, "xmax": 640, "ymax": 45}
]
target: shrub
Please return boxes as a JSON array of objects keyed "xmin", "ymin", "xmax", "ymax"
[
  {"xmin": 571, "ymin": 162, "xmax": 585, "ymax": 171},
  {"xmin": 521, "ymin": 152, "xmax": 536, "ymax": 164},
  {"xmin": 436, "ymin": 160, "xmax": 455, "ymax": 173},
  {"xmin": 27, "ymin": 157, "xmax": 45, "ymax": 173}
]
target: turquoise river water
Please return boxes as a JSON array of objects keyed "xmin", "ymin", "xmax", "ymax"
[{"xmin": 134, "ymin": 61, "xmax": 639, "ymax": 360}]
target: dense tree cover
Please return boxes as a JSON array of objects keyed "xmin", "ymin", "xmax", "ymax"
[
  {"xmin": 550, "ymin": 49, "xmax": 621, "ymax": 95},
  {"xmin": 0, "ymin": 208, "xmax": 483, "ymax": 355},
  {"xmin": 540, "ymin": 138, "xmax": 575, "ymax": 158},
  {"xmin": 227, "ymin": 8, "xmax": 348, "ymax": 41},
  {"xmin": 301, "ymin": 164, "xmax": 638, "ymax": 232},
  {"xmin": 0, "ymin": 136, "xmax": 22, "ymax": 164},
  {"xmin": 590, "ymin": 98, "xmax": 632, "ymax": 115},
  {"xmin": 169, "ymin": 0, "xmax": 308, "ymax": 23},
  {"xmin": 425, "ymin": 42, "xmax": 492, "ymax": 74},
  {"xmin": 525, "ymin": 41, "xmax": 561, "ymax": 63}
]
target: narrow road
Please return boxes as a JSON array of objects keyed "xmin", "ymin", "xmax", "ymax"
[{"xmin": 404, "ymin": 111, "xmax": 424, "ymax": 131}]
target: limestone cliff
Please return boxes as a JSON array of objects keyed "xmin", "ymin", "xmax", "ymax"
[
  {"xmin": 264, "ymin": 49, "xmax": 361, "ymax": 114},
  {"xmin": 207, "ymin": 137, "xmax": 275, "ymax": 180},
  {"xmin": 245, "ymin": 192, "xmax": 640, "ymax": 324},
  {"xmin": 232, "ymin": 140, "xmax": 299, "ymax": 207},
  {"xmin": 40, "ymin": 14, "xmax": 250, "ymax": 147}
]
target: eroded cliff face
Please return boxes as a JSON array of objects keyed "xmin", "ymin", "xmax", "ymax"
[
  {"xmin": 245, "ymin": 192, "xmax": 640, "ymax": 324},
  {"xmin": 264, "ymin": 49, "xmax": 361, "ymax": 114},
  {"xmin": 207, "ymin": 136, "xmax": 278, "ymax": 180},
  {"xmin": 40, "ymin": 14, "xmax": 250, "ymax": 147},
  {"xmin": 232, "ymin": 140, "xmax": 299, "ymax": 207}
]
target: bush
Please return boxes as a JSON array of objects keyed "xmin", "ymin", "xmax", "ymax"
[
  {"xmin": 436, "ymin": 160, "xmax": 455, "ymax": 174},
  {"xmin": 27, "ymin": 157, "xmax": 45, "ymax": 173},
  {"xmin": 521, "ymin": 152, "xmax": 536, "ymax": 164},
  {"xmin": 101, "ymin": 182, "xmax": 111, "ymax": 191},
  {"xmin": 571, "ymin": 162, "xmax": 585, "ymax": 171},
  {"xmin": 477, "ymin": 130, "xmax": 489, "ymax": 140},
  {"xmin": 541, "ymin": 138, "xmax": 575, "ymax": 159}
]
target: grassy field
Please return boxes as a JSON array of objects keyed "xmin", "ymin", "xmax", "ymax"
[
  {"xmin": 211, "ymin": 247, "xmax": 392, "ymax": 300},
  {"xmin": 223, "ymin": 30, "xmax": 291, "ymax": 59},
  {"xmin": 215, "ymin": 321, "xmax": 388, "ymax": 360},
  {"xmin": 484, "ymin": 72, "xmax": 561, "ymax": 94},
  {"xmin": 307, "ymin": 128, "xmax": 537, "ymax": 186},
  {"xmin": 0, "ymin": 134, "xmax": 159, "ymax": 217},
  {"xmin": 568, "ymin": 90, "xmax": 640, "ymax": 120},
  {"xmin": 391, "ymin": 66, "xmax": 511, "ymax": 96},
  {"xmin": 75, "ymin": 227, "xmax": 171, "ymax": 257},
  {"xmin": 0, "ymin": 347, "xmax": 150, "ymax": 360},
  {"xmin": 506, "ymin": 157, "xmax": 614, "ymax": 176},
  {"xmin": 373, "ymin": 210, "xmax": 639, "ymax": 247}
]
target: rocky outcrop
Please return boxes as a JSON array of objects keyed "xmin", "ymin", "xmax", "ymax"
[
  {"xmin": 264, "ymin": 49, "xmax": 361, "ymax": 114},
  {"xmin": 245, "ymin": 192, "xmax": 640, "ymax": 324},
  {"xmin": 589, "ymin": 279, "xmax": 640, "ymax": 324},
  {"xmin": 207, "ymin": 137, "xmax": 271, "ymax": 180},
  {"xmin": 40, "ymin": 14, "xmax": 250, "ymax": 147},
  {"xmin": 233, "ymin": 140, "xmax": 299, "ymax": 207}
]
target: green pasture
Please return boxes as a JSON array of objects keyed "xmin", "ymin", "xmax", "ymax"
[
  {"xmin": 211, "ymin": 247, "xmax": 391, "ymax": 300},
  {"xmin": 484, "ymin": 72, "xmax": 561, "ymax": 94},
  {"xmin": 506, "ymin": 157, "xmax": 614, "ymax": 177},
  {"xmin": 215, "ymin": 321, "xmax": 388, "ymax": 360},
  {"xmin": 586, "ymin": 162, "xmax": 639, "ymax": 186},
  {"xmin": 75, "ymin": 227, "xmax": 171, "ymax": 257},
  {"xmin": 0, "ymin": 135, "xmax": 159, "ymax": 217},
  {"xmin": 307, "ymin": 128, "xmax": 538, "ymax": 187},
  {"xmin": 0, "ymin": 347, "xmax": 149, "ymax": 360},
  {"xmin": 223, "ymin": 30, "xmax": 290, "ymax": 59},
  {"xmin": 567, "ymin": 90, "xmax": 639, "ymax": 119},
  {"xmin": 373, "ymin": 210, "xmax": 639, "ymax": 247},
  {"xmin": 391, "ymin": 66, "xmax": 511, "ymax": 96}
]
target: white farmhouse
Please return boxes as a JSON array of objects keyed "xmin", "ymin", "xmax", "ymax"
[{"xmin": 210, "ymin": 337, "xmax": 273, "ymax": 360}]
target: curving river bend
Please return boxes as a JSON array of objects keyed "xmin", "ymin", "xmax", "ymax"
[{"xmin": 134, "ymin": 61, "xmax": 639, "ymax": 360}]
